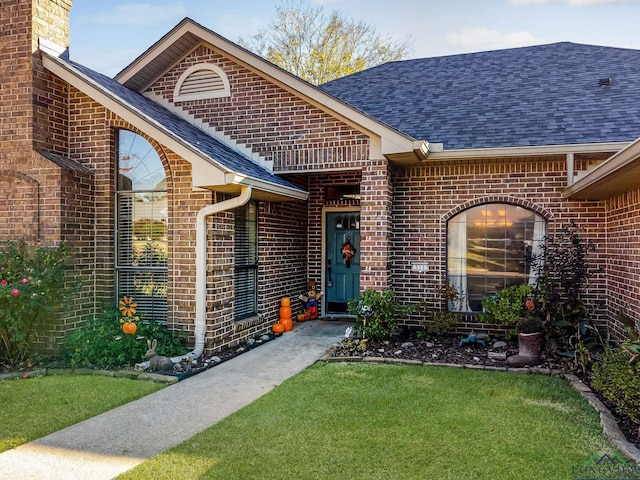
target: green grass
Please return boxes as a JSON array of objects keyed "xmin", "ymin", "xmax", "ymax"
[
  {"xmin": 0, "ymin": 375, "xmax": 164, "ymax": 452},
  {"xmin": 119, "ymin": 364, "xmax": 615, "ymax": 480}
]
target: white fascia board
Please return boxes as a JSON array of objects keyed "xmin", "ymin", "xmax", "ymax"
[
  {"xmin": 115, "ymin": 20, "xmax": 419, "ymax": 157},
  {"xmin": 563, "ymin": 136, "xmax": 640, "ymax": 197},
  {"xmin": 223, "ymin": 173, "xmax": 308, "ymax": 200},
  {"xmin": 43, "ymin": 52, "xmax": 305, "ymax": 198},
  {"xmin": 427, "ymin": 142, "xmax": 629, "ymax": 161}
]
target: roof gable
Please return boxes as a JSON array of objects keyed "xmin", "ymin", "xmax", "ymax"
[
  {"xmin": 42, "ymin": 51, "xmax": 307, "ymax": 201},
  {"xmin": 114, "ymin": 18, "xmax": 430, "ymax": 162},
  {"xmin": 320, "ymin": 42, "xmax": 640, "ymax": 151}
]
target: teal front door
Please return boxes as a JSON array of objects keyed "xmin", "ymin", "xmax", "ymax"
[{"xmin": 325, "ymin": 212, "xmax": 361, "ymax": 314}]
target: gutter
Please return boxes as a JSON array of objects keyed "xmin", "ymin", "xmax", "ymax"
[
  {"xmin": 172, "ymin": 186, "xmax": 253, "ymax": 363},
  {"xmin": 136, "ymin": 186, "xmax": 252, "ymax": 369}
]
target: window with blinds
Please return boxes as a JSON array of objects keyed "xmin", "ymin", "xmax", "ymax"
[
  {"xmin": 234, "ymin": 202, "xmax": 258, "ymax": 321},
  {"xmin": 115, "ymin": 130, "xmax": 168, "ymax": 323}
]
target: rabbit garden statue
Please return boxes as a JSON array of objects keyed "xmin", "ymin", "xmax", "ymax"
[{"xmin": 145, "ymin": 339, "xmax": 174, "ymax": 372}]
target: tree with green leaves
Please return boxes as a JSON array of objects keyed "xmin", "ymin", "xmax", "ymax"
[{"xmin": 239, "ymin": 1, "xmax": 411, "ymax": 85}]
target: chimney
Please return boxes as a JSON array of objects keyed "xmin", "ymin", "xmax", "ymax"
[{"xmin": 0, "ymin": 0, "xmax": 73, "ymax": 155}]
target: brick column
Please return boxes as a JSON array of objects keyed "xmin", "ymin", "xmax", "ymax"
[{"xmin": 359, "ymin": 158, "xmax": 393, "ymax": 291}]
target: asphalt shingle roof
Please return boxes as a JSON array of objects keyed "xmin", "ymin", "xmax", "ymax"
[
  {"xmin": 320, "ymin": 42, "xmax": 640, "ymax": 150},
  {"xmin": 65, "ymin": 59, "xmax": 304, "ymax": 193}
]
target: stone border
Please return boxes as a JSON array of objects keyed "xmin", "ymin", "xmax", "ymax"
[
  {"xmin": 0, "ymin": 367, "xmax": 178, "ymax": 384},
  {"xmin": 321, "ymin": 354, "xmax": 640, "ymax": 465}
]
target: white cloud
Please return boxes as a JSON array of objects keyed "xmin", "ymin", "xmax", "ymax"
[
  {"xmin": 88, "ymin": 3, "xmax": 188, "ymax": 26},
  {"xmin": 444, "ymin": 27, "xmax": 539, "ymax": 51}
]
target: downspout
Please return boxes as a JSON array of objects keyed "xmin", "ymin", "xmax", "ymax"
[{"xmin": 174, "ymin": 186, "xmax": 253, "ymax": 361}]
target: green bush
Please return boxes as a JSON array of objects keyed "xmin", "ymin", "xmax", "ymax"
[
  {"xmin": 347, "ymin": 289, "xmax": 415, "ymax": 340},
  {"xmin": 591, "ymin": 346, "xmax": 640, "ymax": 423},
  {"xmin": 0, "ymin": 241, "xmax": 71, "ymax": 364},
  {"xmin": 65, "ymin": 304, "xmax": 187, "ymax": 369}
]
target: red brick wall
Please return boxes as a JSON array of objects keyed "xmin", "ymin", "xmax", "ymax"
[
  {"xmin": 392, "ymin": 158, "xmax": 608, "ymax": 331},
  {"xmin": 605, "ymin": 188, "xmax": 640, "ymax": 339},
  {"xmin": 147, "ymin": 44, "xmax": 370, "ymax": 172}
]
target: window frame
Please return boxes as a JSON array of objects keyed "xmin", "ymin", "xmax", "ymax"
[
  {"xmin": 234, "ymin": 201, "xmax": 258, "ymax": 321},
  {"xmin": 114, "ymin": 129, "xmax": 168, "ymax": 323},
  {"xmin": 446, "ymin": 203, "xmax": 546, "ymax": 313}
]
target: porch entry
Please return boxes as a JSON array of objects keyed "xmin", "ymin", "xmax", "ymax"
[{"xmin": 325, "ymin": 211, "xmax": 361, "ymax": 314}]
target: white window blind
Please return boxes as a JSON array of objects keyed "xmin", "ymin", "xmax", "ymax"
[
  {"xmin": 234, "ymin": 202, "xmax": 258, "ymax": 320},
  {"xmin": 116, "ymin": 130, "xmax": 168, "ymax": 323}
]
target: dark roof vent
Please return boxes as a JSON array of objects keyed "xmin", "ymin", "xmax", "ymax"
[{"xmin": 599, "ymin": 77, "xmax": 612, "ymax": 86}]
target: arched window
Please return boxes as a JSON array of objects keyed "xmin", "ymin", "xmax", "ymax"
[
  {"xmin": 447, "ymin": 203, "xmax": 545, "ymax": 312},
  {"xmin": 115, "ymin": 130, "xmax": 168, "ymax": 322}
]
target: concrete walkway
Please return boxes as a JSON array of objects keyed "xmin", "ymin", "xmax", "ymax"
[{"xmin": 0, "ymin": 320, "xmax": 349, "ymax": 480}]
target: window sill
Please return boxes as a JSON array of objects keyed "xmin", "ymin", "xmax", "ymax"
[{"xmin": 234, "ymin": 313, "xmax": 267, "ymax": 332}]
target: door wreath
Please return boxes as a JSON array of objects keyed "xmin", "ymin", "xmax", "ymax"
[{"xmin": 342, "ymin": 236, "xmax": 357, "ymax": 268}]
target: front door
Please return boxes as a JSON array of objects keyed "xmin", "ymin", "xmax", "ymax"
[{"xmin": 325, "ymin": 212, "xmax": 361, "ymax": 314}]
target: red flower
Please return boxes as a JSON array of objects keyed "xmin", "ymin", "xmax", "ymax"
[
  {"xmin": 21, "ymin": 278, "xmax": 28, "ymax": 284},
  {"xmin": 11, "ymin": 289, "xmax": 19, "ymax": 297},
  {"xmin": 0, "ymin": 279, "xmax": 7, "ymax": 286},
  {"xmin": 525, "ymin": 298, "xmax": 535, "ymax": 311}
]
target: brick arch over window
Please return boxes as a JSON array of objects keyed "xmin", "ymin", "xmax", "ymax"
[
  {"xmin": 442, "ymin": 196, "xmax": 552, "ymax": 223},
  {"xmin": 0, "ymin": 171, "xmax": 40, "ymax": 243},
  {"xmin": 110, "ymin": 121, "xmax": 174, "ymax": 188}
]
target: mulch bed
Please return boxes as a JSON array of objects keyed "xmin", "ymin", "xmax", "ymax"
[{"xmin": 331, "ymin": 330, "xmax": 640, "ymax": 451}]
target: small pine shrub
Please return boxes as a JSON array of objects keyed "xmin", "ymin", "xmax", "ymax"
[{"xmin": 591, "ymin": 346, "xmax": 640, "ymax": 423}]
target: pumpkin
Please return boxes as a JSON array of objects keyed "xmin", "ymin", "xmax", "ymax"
[
  {"xmin": 280, "ymin": 297, "xmax": 291, "ymax": 307},
  {"xmin": 279, "ymin": 305, "xmax": 292, "ymax": 320},
  {"xmin": 281, "ymin": 317, "xmax": 293, "ymax": 332},
  {"xmin": 272, "ymin": 323, "xmax": 285, "ymax": 334},
  {"xmin": 122, "ymin": 322, "xmax": 137, "ymax": 335}
]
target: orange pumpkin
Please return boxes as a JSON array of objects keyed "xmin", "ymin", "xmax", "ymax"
[
  {"xmin": 281, "ymin": 317, "xmax": 293, "ymax": 332},
  {"xmin": 272, "ymin": 323, "xmax": 285, "ymax": 334},
  {"xmin": 122, "ymin": 322, "xmax": 137, "ymax": 335},
  {"xmin": 280, "ymin": 297, "xmax": 291, "ymax": 307},
  {"xmin": 279, "ymin": 305, "xmax": 292, "ymax": 319}
]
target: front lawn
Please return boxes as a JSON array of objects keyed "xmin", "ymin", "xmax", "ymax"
[
  {"xmin": 119, "ymin": 363, "xmax": 616, "ymax": 480},
  {"xmin": 0, "ymin": 375, "xmax": 164, "ymax": 452}
]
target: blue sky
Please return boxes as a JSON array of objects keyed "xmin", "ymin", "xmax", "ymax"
[{"xmin": 69, "ymin": 0, "xmax": 640, "ymax": 77}]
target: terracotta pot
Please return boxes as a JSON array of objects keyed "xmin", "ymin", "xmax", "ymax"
[{"xmin": 506, "ymin": 332, "xmax": 543, "ymax": 367}]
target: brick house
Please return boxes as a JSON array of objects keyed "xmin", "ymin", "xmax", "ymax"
[{"xmin": 1, "ymin": 0, "xmax": 639, "ymax": 356}]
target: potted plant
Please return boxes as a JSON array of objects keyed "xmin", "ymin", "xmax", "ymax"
[
  {"xmin": 506, "ymin": 300, "xmax": 544, "ymax": 367},
  {"xmin": 480, "ymin": 284, "xmax": 544, "ymax": 366}
]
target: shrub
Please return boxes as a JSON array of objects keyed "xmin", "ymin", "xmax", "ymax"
[
  {"xmin": 65, "ymin": 303, "xmax": 187, "ymax": 369},
  {"xmin": 418, "ymin": 283, "xmax": 462, "ymax": 337},
  {"xmin": 591, "ymin": 346, "xmax": 640, "ymax": 423},
  {"xmin": 347, "ymin": 289, "xmax": 415, "ymax": 340},
  {"xmin": 0, "ymin": 241, "xmax": 71, "ymax": 364},
  {"xmin": 531, "ymin": 221, "xmax": 598, "ymax": 355},
  {"xmin": 478, "ymin": 284, "xmax": 533, "ymax": 326}
]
